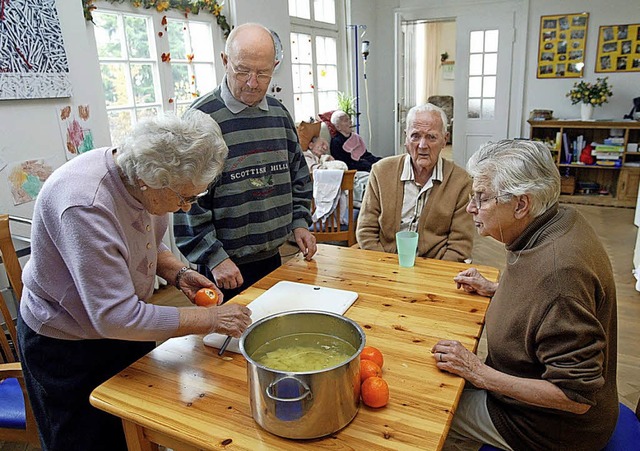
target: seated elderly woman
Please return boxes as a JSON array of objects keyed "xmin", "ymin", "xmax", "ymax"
[
  {"xmin": 432, "ymin": 139, "xmax": 618, "ymax": 450},
  {"xmin": 330, "ymin": 110, "xmax": 381, "ymax": 172},
  {"xmin": 17, "ymin": 111, "xmax": 252, "ymax": 450},
  {"xmin": 303, "ymin": 135, "xmax": 347, "ymax": 172},
  {"xmin": 356, "ymin": 103, "xmax": 474, "ymax": 262}
]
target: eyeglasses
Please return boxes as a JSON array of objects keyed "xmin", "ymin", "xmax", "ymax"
[
  {"xmin": 228, "ymin": 63, "xmax": 273, "ymax": 84},
  {"xmin": 467, "ymin": 192, "xmax": 512, "ymax": 209},
  {"xmin": 168, "ymin": 187, "xmax": 209, "ymax": 206}
]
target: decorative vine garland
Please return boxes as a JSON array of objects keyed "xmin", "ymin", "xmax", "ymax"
[{"xmin": 82, "ymin": 0, "xmax": 232, "ymax": 38}]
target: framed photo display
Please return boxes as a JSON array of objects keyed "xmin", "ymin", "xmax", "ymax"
[
  {"xmin": 595, "ymin": 24, "xmax": 640, "ymax": 72},
  {"xmin": 537, "ymin": 12, "xmax": 589, "ymax": 79}
]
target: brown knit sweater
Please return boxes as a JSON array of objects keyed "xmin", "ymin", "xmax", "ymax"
[
  {"xmin": 485, "ymin": 205, "xmax": 618, "ymax": 451},
  {"xmin": 356, "ymin": 155, "xmax": 474, "ymax": 262}
]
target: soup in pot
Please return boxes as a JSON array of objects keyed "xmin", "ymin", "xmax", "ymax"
[{"xmin": 251, "ymin": 333, "xmax": 357, "ymax": 372}]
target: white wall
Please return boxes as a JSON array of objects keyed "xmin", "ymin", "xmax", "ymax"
[
  {"xmin": 0, "ymin": 1, "xmax": 110, "ymax": 219},
  {"xmin": 523, "ymin": 0, "xmax": 640, "ymax": 132}
]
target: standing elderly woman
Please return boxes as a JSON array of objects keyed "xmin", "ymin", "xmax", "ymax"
[
  {"xmin": 17, "ymin": 111, "xmax": 252, "ymax": 451},
  {"xmin": 432, "ymin": 140, "xmax": 618, "ymax": 451}
]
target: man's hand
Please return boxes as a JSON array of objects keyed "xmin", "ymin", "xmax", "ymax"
[
  {"xmin": 293, "ymin": 227, "xmax": 317, "ymax": 261},
  {"xmin": 211, "ymin": 258, "xmax": 243, "ymax": 290}
]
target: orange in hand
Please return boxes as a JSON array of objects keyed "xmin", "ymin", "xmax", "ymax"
[
  {"xmin": 361, "ymin": 346, "xmax": 384, "ymax": 368},
  {"xmin": 194, "ymin": 288, "xmax": 220, "ymax": 307},
  {"xmin": 360, "ymin": 359, "xmax": 382, "ymax": 382},
  {"xmin": 361, "ymin": 376, "xmax": 389, "ymax": 408}
]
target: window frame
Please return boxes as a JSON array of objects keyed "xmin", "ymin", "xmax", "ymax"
[
  {"xmin": 289, "ymin": 0, "xmax": 348, "ymax": 122},
  {"xmin": 91, "ymin": 2, "xmax": 223, "ymax": 144}
]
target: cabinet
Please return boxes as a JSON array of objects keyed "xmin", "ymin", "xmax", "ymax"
[{"xmin": 528, "ymin": 120, "xmax": 640, "ymax": 207}]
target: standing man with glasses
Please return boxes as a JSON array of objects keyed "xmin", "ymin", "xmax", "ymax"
[
  {"xmin": 356, "ymin": 103, "xmax": 474, "ymax": 262},
  {"xmin": 175, "ymin": 23, "xmax": 316, "ymax": 301}
]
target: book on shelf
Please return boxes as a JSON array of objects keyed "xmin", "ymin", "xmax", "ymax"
[{"xmin": 593, "ymin": 144, "xmax": 624, "ymax": 152}]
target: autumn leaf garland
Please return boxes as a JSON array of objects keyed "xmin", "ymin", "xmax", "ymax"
[{"xmin": 82, "ymin": 0, "xmax": 232, "ymax": 38}]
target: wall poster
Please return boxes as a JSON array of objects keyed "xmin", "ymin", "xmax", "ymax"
[
  {"xmin": 0, "ymin": 0, "xmax": 72, "ymax": 100},
  {"xmin": 595, "ymin": 23, "xmax": 640, "ymax": 72},
  {"xmin": 537, "ymin": 12, "xmax": 589, "ymax": 79}
]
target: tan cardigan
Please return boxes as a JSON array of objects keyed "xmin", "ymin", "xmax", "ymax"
[{"xmin": 356, "ymin": 155, "xmax": 474, "ymax": 262}]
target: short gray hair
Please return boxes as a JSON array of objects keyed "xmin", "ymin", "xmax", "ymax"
[
  {"xmin": 225, "ymin": 23, "xmax": 275, "ymax": 60},
  {"xmin": 330, "ymin": 110, "xmax": 348, "ymax": 127},
  {"xmin": 467, "ymin": 139, "xmax": 560, "ymax": 218},
  {"xmin": 406, "ymin": 103, "xmax": 448, "ymax": 135},
  {"xmin": 117, "ymin": 110, "xmax": 228, "ymax": 189}
]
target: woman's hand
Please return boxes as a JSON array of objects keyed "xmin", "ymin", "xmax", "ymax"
[
  {"xmin": 454, "ymin": 267, "xmax": 498, "ymax": 297},
  {"xmin": 431, "ymin": 339, "xmax": 487, "ymax": 388},
  {"xmin": 209, "ymin": 304, "xmax": 252, "ymax": 338},
  {"xmin": 179, "ymin": 269, "xmax": 224, "ymax": 304}
]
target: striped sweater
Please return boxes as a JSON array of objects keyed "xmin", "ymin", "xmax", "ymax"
[{"xmin": 174, "ymin": 86, "xmax": 312, "ymax": 269}]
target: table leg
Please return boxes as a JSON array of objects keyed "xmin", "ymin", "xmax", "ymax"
[{"xmin": 122, "ymin": 420, "xmax": 159, "ymax": 451}]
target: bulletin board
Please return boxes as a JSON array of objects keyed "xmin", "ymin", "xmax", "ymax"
[
  {"xmin": 595, "ymin": 23, "xmax": 640, "ymax": 72},
  {"xmin": 537, "ymin": 12, "xmax": 589, "ymax": 79}
]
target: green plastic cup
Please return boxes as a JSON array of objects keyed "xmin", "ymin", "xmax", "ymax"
[{"xmin": 396, "ymin": 231, "xmax": 419, "ymax": 267}]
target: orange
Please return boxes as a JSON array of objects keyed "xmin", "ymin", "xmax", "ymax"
[
  {"xmin": 360, "ymin": 359, "xmax": 382, "ymax": 382},
  {"xmin": 194, "ymin": 288, "xmax": 220, "ymax": 307},
  {"xmin": 361, "ymin": 346, "xmax": 384, "ymax": 368},
  {"xmin": 361, "ymin": 376, "xmax": 389, "ymax": 408}
]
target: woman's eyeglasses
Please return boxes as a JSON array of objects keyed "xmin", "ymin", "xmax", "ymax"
[
  {"xmin": 467, "ymin": 192, "xmax": 512, "ymax": 209},
  {"xmin": 168, "ymin": 187, "xmax": 209, "ymax": 206},
  {"xmin": 228, "ymin": 63, "xmax": 272, "ymax": 84}
]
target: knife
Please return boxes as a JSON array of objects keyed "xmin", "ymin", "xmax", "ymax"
[{"xmin": 218, "ymin": 335, "xmax": 232, "ymax": 356}]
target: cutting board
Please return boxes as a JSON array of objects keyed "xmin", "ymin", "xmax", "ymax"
[{"xmin": 203, "ymin": 281, "xmax": 358, "ymax": 354}]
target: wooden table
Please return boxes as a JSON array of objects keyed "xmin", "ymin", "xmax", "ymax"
[{"xmin": 90, "ymin": 244, "xmax": 499, "ymax": 451}]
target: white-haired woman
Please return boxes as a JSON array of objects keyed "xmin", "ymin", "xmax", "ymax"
[
  {"xmin": 17, "ymin": 111, "xmax": 252, "ymax": 451},
  {"xmin": 432, "ymin": 139, "xmax": 618, "ymax": 451}
]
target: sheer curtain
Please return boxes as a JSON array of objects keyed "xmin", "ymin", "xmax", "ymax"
[{"xmin": 417, "ymin": 22, "xmax": 442, "ymax": 104}]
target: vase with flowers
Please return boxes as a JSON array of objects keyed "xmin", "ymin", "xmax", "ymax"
[{"xmin": 566, "ymin": 77, "xmax": 613, "ymax": 121}]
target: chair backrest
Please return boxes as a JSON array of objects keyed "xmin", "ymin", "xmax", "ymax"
[
  {"xmin": 427, "ymin": 95, "xmax": 454, "ymax": 124},
  {"xmin": 310, "ymin": 170, "xmax": 357, "ymax": 247},
  {"xmin": 0, "ymin": 214, "xmax": 39, "ymax": 445},
  {"xmin": 0, "ymin": 214, "xmax": 23, "ymax": 301}
]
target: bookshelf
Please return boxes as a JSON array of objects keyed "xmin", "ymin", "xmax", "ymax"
[{"xmin": 528, "ymin": 120, "xmax": 640, "ymax": 207}]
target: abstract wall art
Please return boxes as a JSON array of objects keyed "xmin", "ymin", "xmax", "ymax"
[{"xmin": 0, "ymin": 0, "xmax": 72, "ymax": 100}]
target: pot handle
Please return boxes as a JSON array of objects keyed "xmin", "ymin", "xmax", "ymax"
[{"xmin": 266, "ymin": 376, "xmax": 312, "ymax": 402}]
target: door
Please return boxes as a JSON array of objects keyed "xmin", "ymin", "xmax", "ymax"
[
  {"xmin": 453, "ymin": 11, "xmax": 516, "ymax": 166},
  {"xmin": 394, "ymin": 1, "xmax": 525, "ymax": 165}
]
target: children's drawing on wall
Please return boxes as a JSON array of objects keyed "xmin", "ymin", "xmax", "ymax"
[
  {"xmin": 7, "ymin": 158, "xmax": 55, "ymax": 205},
  {"xmin": 57, "ymin": 104, "xmax": 95, "ymax": 160}
]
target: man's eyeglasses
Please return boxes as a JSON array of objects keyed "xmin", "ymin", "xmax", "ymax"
[
  {"xmin": 168, "ymin": 187, "xmax": 209, "ymax": 206},
  {"xmin": 228, "ymin": 63, "xmax": 272, "ymax": 84},
  {"xmin": 467, "ymin": 192, "xmax": 512, "ymax": 209}
]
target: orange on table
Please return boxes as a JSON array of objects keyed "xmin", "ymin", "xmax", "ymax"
[
  {"xmin": 194, "ymin": 288, "xmax": 220, "ymax": 307},
  {"xmin": 360, "ymin": 359, "xmax": 382, "ymax": 382},
  {"xmin": 361, "ymin": 376, "xmax": 389, "ymax": 408},
  {"xmin": 361, "ymin": 346, "xmax": 384, "ymax": 368}
]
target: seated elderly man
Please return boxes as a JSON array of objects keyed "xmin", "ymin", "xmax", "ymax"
[
  {"xmin": 433, "ymin": 139, "xmax": 618, "ymax": 450},
  {"xmin": 356, "ymin": 103, "xmax": 473, "ymax": 262},
  {"xmin": 303, "ymin": 136, "xmax": 346, "ymax": 172},
  {"xmin": 330, "ymin": 110, "xmax": 381, "ymax": 172}
]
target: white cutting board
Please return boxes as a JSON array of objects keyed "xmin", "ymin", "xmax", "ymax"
[{"xmin": 203, "ymin": 281, "xmax": 358, "ymax": 354}]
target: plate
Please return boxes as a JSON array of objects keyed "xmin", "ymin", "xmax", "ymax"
[{"xmin": 203, "ymin": 281, "xmax": 358, "ymax": 354}]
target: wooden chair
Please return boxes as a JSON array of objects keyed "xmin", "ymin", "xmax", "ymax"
[
  {"xmin": 310, "ymin": 170, "xmax": 358, "ymax": 247},
  {"xmin": 0, "ymin": 214, "xmax": 39, "ymax": 445}
]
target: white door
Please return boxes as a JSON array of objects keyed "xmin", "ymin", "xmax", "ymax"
[
  {"xmin": 453, "ymin": 11, "xmax": 516, "ymax": 167},
  {"xmin": 394, "ymin": 1, "xmax": 526, "ymax": 165}
]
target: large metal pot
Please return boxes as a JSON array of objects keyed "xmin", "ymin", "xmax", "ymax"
[{"xmin": 239, "ymin": 310, "xmax": 365, "ymax": 439}]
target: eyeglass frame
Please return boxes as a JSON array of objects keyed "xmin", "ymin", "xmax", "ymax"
[
  {"xmin": 227, "ymin": 62, "xmax": 273, "ymax": 84},
  {"xmin": 467, "ymin": 192, "xmax": 513, "ymax": 209},
  {"xmin": 167, "ymin": 187, "xmax": 209, "ymax": 206}
]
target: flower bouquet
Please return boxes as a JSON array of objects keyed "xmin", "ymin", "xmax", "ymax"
[{"xmin": 566, "ymin": 77, "xmax": 613, "ymax": 107}]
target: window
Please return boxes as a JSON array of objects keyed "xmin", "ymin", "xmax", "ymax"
[
  {"xmin": 92, "ymin": 7, "xmax": 217, "ymax": 145},
  {"xmin": 467, "ymin": 29, "xmax": 498, "ymax": 119},
  {"xmin": 289, "ymin": 0, "xmax": 341, "ymax": 123}
]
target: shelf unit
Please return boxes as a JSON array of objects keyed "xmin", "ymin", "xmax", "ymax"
[{"xmin": 528, "ymin": 120, "xmax": 640, "ymax": 207}]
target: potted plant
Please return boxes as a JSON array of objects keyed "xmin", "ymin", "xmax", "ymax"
[
  {"xmin": 566, "ymin": 77, "xmax": 613, "ymax": 121},
  {"xmin": 337, "ymin": 91, "xmax": 356, "ymax": 118}
]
